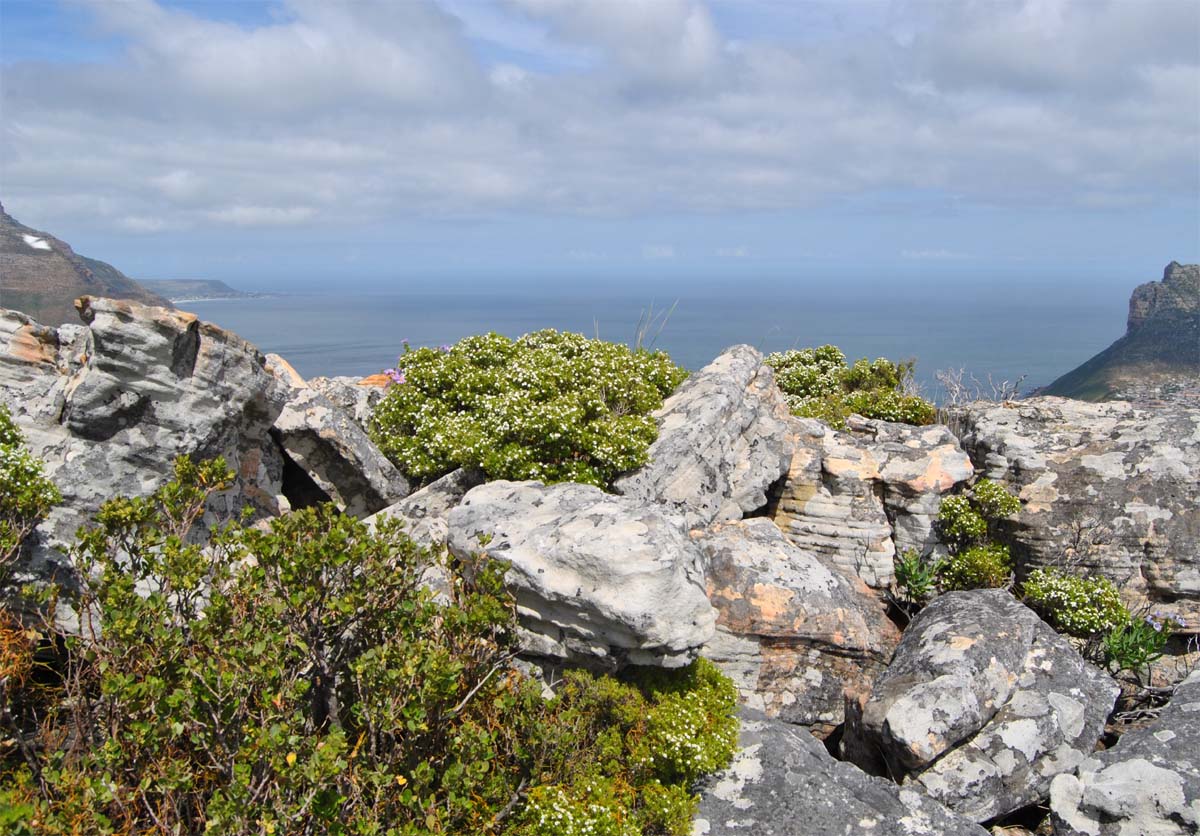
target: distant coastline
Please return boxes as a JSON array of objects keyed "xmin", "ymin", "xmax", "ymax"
[{"xmin": 138, "ymin": 278, "xmax": 270, "ymax": 303}]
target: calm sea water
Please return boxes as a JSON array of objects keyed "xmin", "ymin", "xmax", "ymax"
[{"xmin": 186, "ymin": 282, "xmax": 1127, "ymax": 399}]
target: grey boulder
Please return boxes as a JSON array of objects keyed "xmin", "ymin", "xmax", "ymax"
[
  {"xmin": 693, "ymin": 709, "xmax": 988, "ymax": 836},
  {"xmin": 447, "ymin": 480, "xmax": 717, "ymax": 668},
  {"xmin": 949, "ymin": 397, "xmax": 1200, "ymax": 636},
  {"xmin": 695, "ymin": 518, "xmax": 899, "ymax": 734},
  {"xmin": 0, "ymin": 298, "xmax": 289, "ymax": 567},
  {"xmin": 843, "ymin": 589, "xmax": 1119, "ymax": 823},
  {"xmin": 308, "ymin": 374, "xmax": 386, "ymax": 431},
  {"xmin": 266, "ymin": 354, "xmax": 409, "ymax": 518},
  {"xmin": 1051, "ymin": 670, "xmax": 1200, "ymax": 835},
  {"xmin": 614, "ymin": 345, "xmax": 792, "ymax": 530}
]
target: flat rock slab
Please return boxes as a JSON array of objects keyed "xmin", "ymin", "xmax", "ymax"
[
  {"xmin": 950, "ymin": 397, "xmax": 1200, "ymax": 634},
  {"xmin": 615, "ymin": 344, "xmax": 792, "ymax": 530},
  {"xmin": 447, "ymin": 480, "xmax": 716, "ymax": 668},
  {"xmin": 843, "ymin": 589, "xmax": 1119, "ymax": 823},
  {"xmin": 1051, "ymin": 670, "xmax": 1200, "ymax": 835},
  {"xmin": 693, "ymin": 709, "xmax": 989, "ymax": 836},
  {"xmin": 695, "ymin": 518, "xmax": 899, "ymax": 733}
]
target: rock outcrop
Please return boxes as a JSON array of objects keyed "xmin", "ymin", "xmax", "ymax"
[
  {"xmin": 266, "ymin": 354, "xmax": 409, "ymax": 518},
  {"xmin": 1043, "ymin": 261, "xmax": 1199, "ymax": 403},
  {"xmin": 694, "ymin": 709, "xmax": 989, "ymax": 836},
  {"xmin": 950, "ymin": 397, "xmax": 1200, "ymax": 634},
  {"xmin": 0, "ymin": 299, "xmax": 289, "ymax": 572},
  {"xmin": 614, "ymin": 345, "xmax": 792, "ymax": 530},
  {"xmin": 367, "ymin": 467, "xmax": 483, "ymax": 550},
  {"xmin": 1050, "ymin": 670, "xmax": 1200, "ymax": 835},
  {"xmin": 843, "ymin": 589, "xmax": 1119, "ymax": 823},
  {"xmin": 695, "ymin": 518, "xmax": 899, "ymax": 733},
  {"xmin": 447, "ymin": 480, "xmax": 717, "ymax": 668},
  {"xmin": 768, "ymin": 416, "xmax": 973, "ymax": 589},
  {"xmin": 0, "ymin": 202, "xmax": 170, "ymax": 327},
  {"xmin": 308, "ymin": 375, "xmax": 387, "ymax": 431}
]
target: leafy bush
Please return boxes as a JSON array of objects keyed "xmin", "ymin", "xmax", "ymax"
[
  {"xmin": 893, "ymin": 549, "xmax": 944, "ymax": 610},
  {"xmin": 0, "ymin": 458, "xmax": 737, "ymax": 835},
  {"xmin": 972, "ymin": 478, "xmax": 1022, "ymax": 521},
  {"xmin": 369, "ymin": 331, "xmax": 687, "ymax": 489},
  {"xmin": 765, "ymin": 346, "xmax": 935, "ymax": 430},
  {"xmin": 0, "ymin": 405, "xmax": 60, "ymax": 576},
  {"xmin": 940, "ymin": 543, "xmax": 1013, "ymax": 591},
  {"xmin": 1022, "ymin": 567, "xmax": 1128, "ymax": 637},
  {"xmin": 936, "ymin": 495, "xmax": 988, "ymax": 549},
  {"xmin": 1102, "ymin": 610, "xmax": 1186, "ymax": 685}
]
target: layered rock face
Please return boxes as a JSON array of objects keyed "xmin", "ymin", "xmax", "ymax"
[
  {"xmin": 768, "ymin": 415, "xmax": 973, "ymax": 588},
  {"xmin": 696, "ymin": 518, "xmax": 899, "ymax": 733},
  {"xmin": 308, "ymin": 375, "xmax": 386, "ymax": 430},
  {"xmin": 613, "ymin": 344, "xmax": 793, "ymax": 529},
  {"xmin": 843, "ymin": 589, "xmax": 1119, "ymax": 823},
  {"xmin": 951, "ymin": 397, "xmax": 1200, "ymax": 633},
  {"xmin": 0, "ymin": 298, "xmax": 290, "ymax": 567},
  {"xmin": 695, "ymin": 709, "xmax": 989, "ymax": 836},
  {"xmin": 266, "ymin": 354, "xmax": 409, "ymax": 517},
  {"xmin": 447, "ymin": 480, "xmax": 717, "ymax": 668},
  {"xmin": 1051, "ymin": 670, "xmax": 1200, "ymax": 835}
]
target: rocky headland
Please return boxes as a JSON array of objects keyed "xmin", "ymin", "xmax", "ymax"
[{"xmin": 2, "ymin": 274, "xmax": 1198, "ymax": 833}]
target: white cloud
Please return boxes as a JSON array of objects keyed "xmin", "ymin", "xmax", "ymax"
[
  {"xmin": 715, "ymin": 246, "xmax": 747, "ymax": 258},
  {"xmin": 0, "ymin": 0, "xmax": 1196, "ymax": 235},
  {"xmin": 901, "ymin": 248, "xmax": 969, "ymax": 260},
  {"xmin": 642, "ymin": 244, "xmax": 676, "ymax": 259}
]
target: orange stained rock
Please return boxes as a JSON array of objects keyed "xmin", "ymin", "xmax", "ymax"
[
  {"xmin": 5, "ymin": 324, "xmax": 58, "ymax": 368},
  {"xmin": 358, "ymin": 374, "xmax": 391, "ymax": 387}
]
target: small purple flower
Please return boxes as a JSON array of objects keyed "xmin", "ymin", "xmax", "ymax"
[
  {"xmin": 440, "ymin": 344, "xmax": 452, "ymax": 353},
  {"xmin": 384, "ymin": 368, "xmax": 406, "ymax": 385}
]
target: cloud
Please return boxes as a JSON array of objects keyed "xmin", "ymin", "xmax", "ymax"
[
  {"xmin": 900, "ymin": 248, "xmax": 969, "ymax": 261},
  {"xmin": 715, "ymin": 246, "xmax": 747, "ymax": 258},
  {"xmin": 642, "ymin": 244, "xmax": 676, "ymax": 259},
  {"xmin": 0, "ymin": 0, "xmax": 1196, "ymax": 236}
]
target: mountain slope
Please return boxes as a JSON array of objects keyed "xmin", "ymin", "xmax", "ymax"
[
  {"xmin": 0, "ymin": 201, "xmax": 170, "ymax": 326},
  {"xmin": 1042, "ymin": 261, "xmax": 1199, "ymax": 401}
]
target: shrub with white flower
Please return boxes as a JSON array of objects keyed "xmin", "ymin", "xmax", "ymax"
[
  {"xmin": 765, "ymin": 345, "xmax": 935, "ymax": 429},
  {"xmin": 369, "ymin": 330, "xmax": 687, "ymax": 488}
]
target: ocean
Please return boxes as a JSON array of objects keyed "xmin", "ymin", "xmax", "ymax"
[{"xmin": 185, "ymin": 280, "xmax": 1128, "ymax": 400}]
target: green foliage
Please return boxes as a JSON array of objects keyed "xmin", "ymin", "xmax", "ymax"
[
  {"xmin": 369, "ymin": 330, "xmax": 688, "ymax": 489},
  {"xmin": 765, "ymin": 346, "xmax": 935, "ymax": 430},
  {"xmin": 936, "ymin": 495, "xmax": 988, "ymax": 549},
  {"xmin": 972, "ymin": 479, "xmax": 1022, "ymax": 521},
  {"xmin": 1102, "ymin": 609, "xmax": 1186, "ymax": 685},
  {"xmin": 0, "ymin": 405, "xmax": 61, "ymax": 575},
  {"xmin": 893, "ymin": 549, "xmax": 944, "ymax": 609},
  {"xmin": 1022, "ymin": 567, "xmax": 1128, "ymax": 637},
  {"xmin": 940, "ymin": 543, "xmax": 1013, "ymax": 591},
  {"xmin": 0, "ymin": 457, "xmax": 737, "ymax": 835}
]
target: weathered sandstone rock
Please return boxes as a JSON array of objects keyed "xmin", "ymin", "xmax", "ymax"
[
  {"xmin": 367, "ymin": 467, "xmax": 483, "ymax": 549},
  {"xmin": 950, "ymin": 397, "xmax": 1200, "ymax": 633},
  {"xmin": 768, "ymin": 416, "xmax": 972, "ymax": 589},
  {"xmin": 0, "ymin": 299, "xmax": 289, "ymax": 569},
  {"xmin": 447, "ymin": 480, "xmax": 716, "ymax": 668},
  {"xmin": 308, "ymin": 374, "xmax": 386, "ymax": 431},
  {"xmin": 614, "ymin": 345, "xmax": 792, "ymax": 530},
  {"xmin": 266, "ymin": 354, "xmax": 409, "ymax": 518},
  {"xmin": 694, "ymin": 518, "xmax": 899, "ymax": 733},
  {"xmin": 1050, "ymin": 670, "xmax": 1200, "ymax": 835},
  {"xmin": 843, "ymin": 589, "xmax": 1119, "ymax": 823},
  {"xmin": 694, "ymin": 709, "xmax": 989, "ymax": 836}
]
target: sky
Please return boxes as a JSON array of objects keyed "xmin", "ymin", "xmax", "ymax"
[{"xmin": 1, "ymin": 0, "xmax": 1198, "ymax": 291}]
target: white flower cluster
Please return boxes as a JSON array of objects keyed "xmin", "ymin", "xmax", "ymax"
[{"xmin": 522, "ymin": 783, "xmax": 637, "ymax": 836}]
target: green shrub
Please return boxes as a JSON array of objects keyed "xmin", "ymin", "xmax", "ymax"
[
  {"xmin": 1101, "ymin": 610, "xmax": 1185, "ymax": 685},
  {"xmin": 973, "ymin": 478, "xmax": 1022, "ymax": 521},
  {"xmin": 1022, "ymin": 567, "xmax": 1128, "ymax": 637},
  {"xmin": 369, "ymin": 331, "xmax": 687, "ymax": 489},
  {"xmin": 0, "ymin": 405, "xmax": 60, "ymax": 575},
  {"xmin": 941, "ymin": 543, "xmax": 1013, "ymax": 591},
  {"xmin": 1, "ymin": 457, "xmax": 737, "ymax": 835},
  {"xmin": 936, "ymin": 495, "xmax": 988, "ymax": 548},
  {"xmin": 893, "ymin": 548, "xmax": 944, "ymax": 609},
  {"xmin": 765, "ymin": 346, "xmax": 935, "ymax": 430}
]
